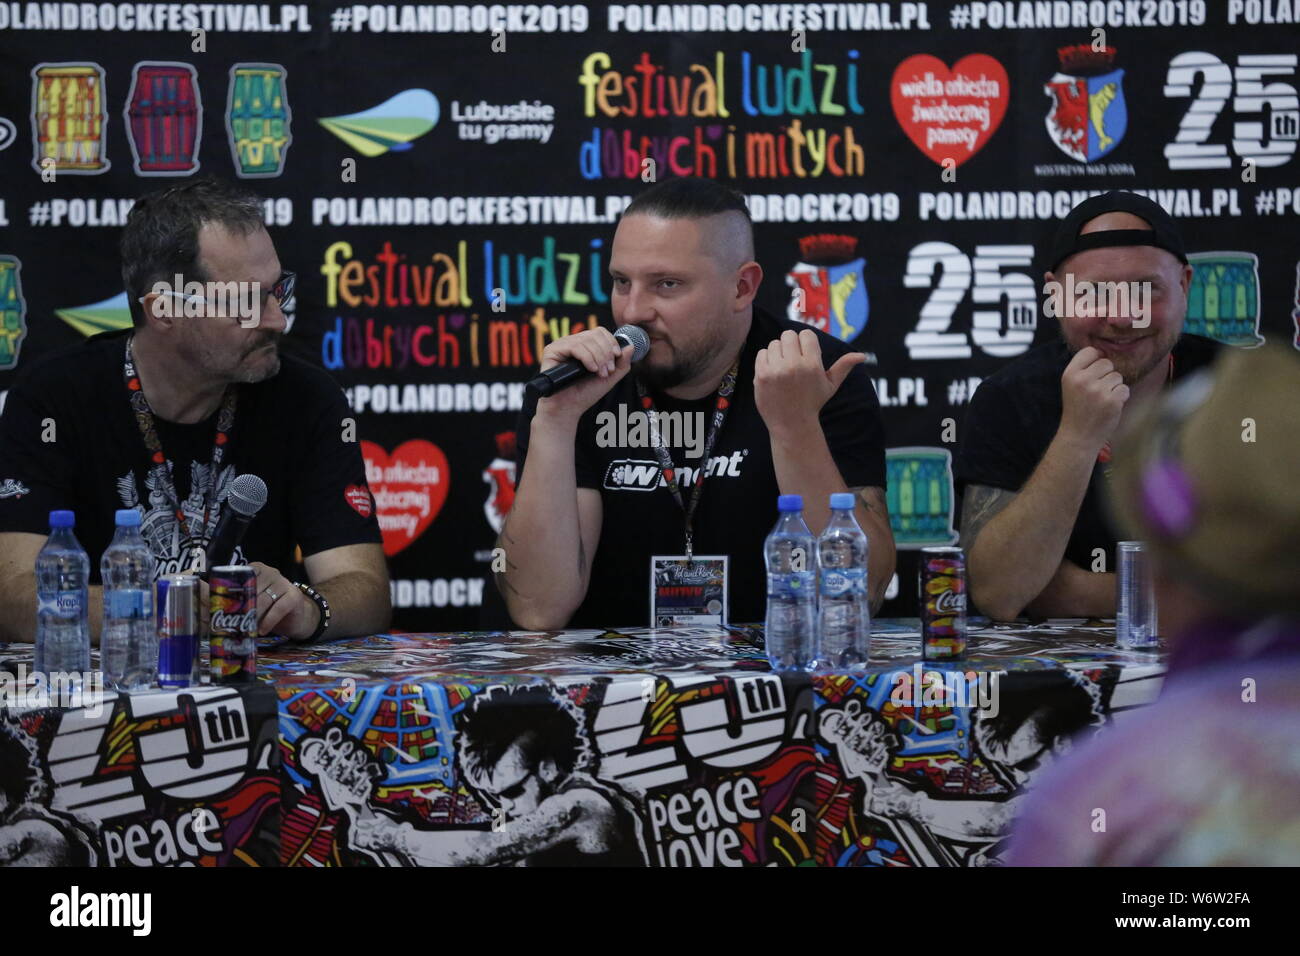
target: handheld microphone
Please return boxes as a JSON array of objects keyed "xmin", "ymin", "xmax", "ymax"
[
  {"xmin": 526, "ymin": 325, "xmax": 651, "ymax": 397},
  {"xmin": 203, "ymin": 473, "xmax": 268, "ymax": 572}
]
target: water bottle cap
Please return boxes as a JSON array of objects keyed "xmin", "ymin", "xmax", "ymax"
[
  {"xmin": 777, "ymin": 494, "xmax": 803, "ymax": 512},
  {"xmin": 829, "ymin": 492, "xmax": 855, "ymax": 510},
  {"xmin": 49, "ymin": 510, "xmax": 75, "ymax": 529},
  {"xmin": 114, "ymin": 509, "xmax": 141, "ymax": 527}
]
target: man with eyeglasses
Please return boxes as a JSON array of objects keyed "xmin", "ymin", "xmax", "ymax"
[{"xmin": 0, "ymin": 177, "xmax": 391, "ymax": 644}]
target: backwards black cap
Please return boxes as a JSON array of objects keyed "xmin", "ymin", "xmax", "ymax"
[{"xmin": 1046, "ymin": 191, "xmax": 1188, "ymax": 274}]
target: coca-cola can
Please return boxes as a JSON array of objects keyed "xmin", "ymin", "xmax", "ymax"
[
  {"xmin": 158, "ymin": 574, "xmax": 201, "ymax": 687},
  {"xmin": 210, "ymin": 565, "xmax": 257, "ymax": 684},
  {"xmin": 919, "ymin": 547, "xmax": 967, "ymax": 660}
]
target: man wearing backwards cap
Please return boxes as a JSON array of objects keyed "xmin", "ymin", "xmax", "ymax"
[
  {"xmin": 954, "ymin": 191, "xmax": 1221, "ymax": 620},
  {"xmin": 1007, "ymin": 345, "xmax": 1300, "ymax": 865}
]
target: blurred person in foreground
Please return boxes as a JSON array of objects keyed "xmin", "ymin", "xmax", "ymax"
[{"xmin": 1006, "ymin": 344, "xmax": 1300, "ymax": 865}]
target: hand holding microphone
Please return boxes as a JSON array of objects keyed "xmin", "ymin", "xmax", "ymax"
[
  {"xmin": 527, "ymin": 325, "xmax": 650, "ymax": 425},
  {"xmin": 204, "ymin": 472, "xmax": 268, "ymax": 572}
]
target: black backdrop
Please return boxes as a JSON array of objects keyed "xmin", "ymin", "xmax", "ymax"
[{"xmin": 2, "ymin": 1, "xmax": 1298, "ymax": 630}]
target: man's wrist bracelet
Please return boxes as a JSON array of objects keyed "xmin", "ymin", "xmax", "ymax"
[{"xmin": 293, "ymin": 581, "xmax": 331, "ymax": 641}]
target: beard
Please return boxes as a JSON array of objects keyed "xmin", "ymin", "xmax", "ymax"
[
  {"xmin": 181, "ymin": 331, "xmax": 283, "ymax": 385},
  {"xmin": 1062, "ymin": 322, "xmax": 1180, "ymax": 385},
  {"xmin": 632, "ymin": 339, "xmax": 714, "ymax": 393},
  {"xmin": 233, "ymin": 337, "xmax": 282, "ymax": 383}
]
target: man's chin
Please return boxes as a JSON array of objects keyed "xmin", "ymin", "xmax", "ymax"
[
  {"xmin": 237, "ymin": 350, "xmax": 280, "ymax": 383},
  {"xmin": 634, "ymin": 361, "xmax": 688, "ymax": 392}
]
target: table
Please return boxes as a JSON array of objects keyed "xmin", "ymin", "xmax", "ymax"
[{"xmin": 0, "ymin": 621, "xmax": 1166, "ymax": 867}]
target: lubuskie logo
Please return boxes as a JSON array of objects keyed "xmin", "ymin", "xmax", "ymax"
[{"xmin": 49, "ymin": 886, "xmax": 151, "ymax": 936}]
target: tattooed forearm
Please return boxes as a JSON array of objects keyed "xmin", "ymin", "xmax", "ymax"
[
  {"xmin": 851, "ymin": 486, "xmax": 887, "ymax": 516},
  {"xmin": 959, "ymin": 484, "xmax": 1017, "ymax": 551}
]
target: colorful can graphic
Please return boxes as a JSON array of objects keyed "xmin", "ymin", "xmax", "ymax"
[
  {"xmin": 30, "ymin": 62, "xmax": 111, "ymax": 174},
  {"xmin": 919, "ymin": 546, "xmax": 967, "ymax": 660},
  {"xmin": 158, "ymin": 573, "xmax": 201, "ymax": 687},
  {"xmin": 210, "ymin": 565, "xmax": 257, "ymax": 684},
  {"xmin": 226, "ymin": 63, "xmax": 292, "ymax": 177},
  {"xmin": 124, "ymin": 62, "xmax": 202, "ymax": 175}
]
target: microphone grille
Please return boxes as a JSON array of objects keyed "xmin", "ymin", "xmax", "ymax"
[
  {"xmin": 614, "ymin": 325, "xmax": 651, "ymax": 361},
  {"xmin": 228, "ymin": 473, "xmax": 268, "ymax": 516}
]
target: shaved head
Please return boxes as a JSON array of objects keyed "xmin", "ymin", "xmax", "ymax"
[{"xmin": 695, "ymin": 210, "xmax": 755, "ymax": 270}]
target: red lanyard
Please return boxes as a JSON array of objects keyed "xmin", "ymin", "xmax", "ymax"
[
  {"xmin": 635, "ymin": 360, "xmax": 738, "ymax": 560},
  {"xmin": 123, "ymin": 334, "xmax": 237, "ymax": 561}
]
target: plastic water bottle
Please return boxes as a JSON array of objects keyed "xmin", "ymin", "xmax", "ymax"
[
  {"xmin": 817, "ymin": 492, "xmax": 871, "ymax": 669},
  {"xmin": 764, "ymin": 494, "xmax": 818, "ymax": 671},
  {"xmin": 34, "ymin": 510, "xmax": 92, "ymax": 690},
  {"xmin": 101, "ymin": 509, "xmax": 157, "ymax": 690}
]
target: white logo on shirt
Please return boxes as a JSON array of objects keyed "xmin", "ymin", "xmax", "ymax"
[
  {"xmin": 0, "ymin": 478, "xmax": 30, "ymax": 499},
  {"xmin": 116, "ymin": 461, "xmax": 245, "ymax": 578},
  {"xmin": 602, "ymin": 451, "xmax": 749, "ymax": 492}
]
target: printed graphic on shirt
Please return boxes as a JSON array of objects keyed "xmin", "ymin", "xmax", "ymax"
[
  {"xmin": 602, "ymin": 451, "xmax": 749, "ymax": 492},
  {"xmin": 0, "ymin": 479, "xmax": 31, "ymax": 499},
  {"xmin": 343, "ymin": 484, "xmax": 373, "ymax": 519},
  {"xmin": 115, "ymin": 460, "xmax": 245, "ymax": 577}
]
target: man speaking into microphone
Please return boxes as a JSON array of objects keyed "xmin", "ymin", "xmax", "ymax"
[
  {"xmin": 496, "ymin": 178, "xmax": 895, "ymax": 630},
  {"xmin": 0, "ymin": 178, "xmax": 390, "ymax": 644}
]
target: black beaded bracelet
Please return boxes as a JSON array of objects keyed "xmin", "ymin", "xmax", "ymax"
[{"xmin": 294, "ymin": 581, "xmax": 331, "ymax": 642}]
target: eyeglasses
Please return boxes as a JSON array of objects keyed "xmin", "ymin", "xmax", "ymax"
[
  {"xmin": 139, "ymin": 271, "xmax": 296, "ymax": 315},
  {"xmin": 267, "ymin": 271, "xmax": 295, "ymax": 309}
]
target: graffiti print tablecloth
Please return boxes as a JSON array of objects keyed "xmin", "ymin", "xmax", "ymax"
[{"xmin": 1, "ymin": 620, "xmax": 1166, "ymax": 867}]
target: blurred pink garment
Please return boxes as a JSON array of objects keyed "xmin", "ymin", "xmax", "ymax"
[{"xmin": 1005, "ymin": 616, "xmax": 1300, "ymax": 866}]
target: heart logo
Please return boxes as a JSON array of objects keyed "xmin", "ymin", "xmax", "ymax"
[
  {"xmin": 360, "ymin": 439, "xmax": 450, "ymax": 557},
  {"xmin": 891, "ymin": 54, "xmax": 1009, "ymax": 167}
]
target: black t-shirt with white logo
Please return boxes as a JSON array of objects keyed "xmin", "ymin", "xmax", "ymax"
[
  {"xmin": 953, "ymin": 333, "xmax": 1222, "ymax": 580},
  {"xmin": 513, "ymin": 307, "xmax": 887, "ymax": 628},
  {"xmin": 0, "ymin": 329, "xmax": 381, "ymax": 583}
]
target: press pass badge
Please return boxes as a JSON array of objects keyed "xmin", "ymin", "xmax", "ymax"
[{"xmin": 650, "ymin": 555, "xmax": 728, "ymax": 628}]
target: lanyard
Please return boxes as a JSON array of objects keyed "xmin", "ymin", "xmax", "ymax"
[
  {"xmin": 123, "ymin": 334, "xmax": 237, "ymax": 562},
  {"xmin": 635, "ymin": 360, "xmax": 738, "ymax": 560}
]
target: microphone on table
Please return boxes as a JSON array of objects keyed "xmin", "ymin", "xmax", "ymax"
[
  {"xmin": 202, "ymin": 472, "xmax": 268, "ymax": 574},
  {"xmin": 526, "ymin": 325, "xmax": 651, "ymax": 397}
]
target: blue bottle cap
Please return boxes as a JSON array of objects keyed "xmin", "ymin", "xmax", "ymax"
[
  {"xmin": 777, "ymin": 494, "xmax": 803, "ymax": 512},
  {"xmin": 829, "ymin": 492, "xmax": 855, "ymax": 509},
  {"xmin": 49, "ymin": 510, "xmax": 75, "ymax": 528},
  {"xmin": 115, "ymin": 509, "xmax": 141, "ymax": 527}
]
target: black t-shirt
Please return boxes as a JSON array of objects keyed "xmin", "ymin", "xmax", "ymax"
[
  {"xmin": 513, "ymin": 307, "xmax": 887, "ymax": 628},
  {"xmin": 953, "ymin": 333, "xmax": 1222, "ymax": 575},
  {"xmin": 0, "ymin": 329, "xmax": 381, "ymax": 583}
]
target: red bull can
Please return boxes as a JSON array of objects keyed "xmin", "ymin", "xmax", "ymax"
[
  {"xmin": 210, "ymin": 565, "xmax": 257, "ymax": 684},
  {"xmin": 920, "ymin": 547, "xmax": 967, "ymax": 660},
  {"xmin": 158, "ymin": 573, "xmax": 201, "ymax": 687}
]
